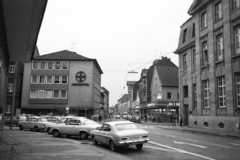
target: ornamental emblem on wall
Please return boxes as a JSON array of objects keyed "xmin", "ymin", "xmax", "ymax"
[{"xmin": 76, "ymin": 71, "xmax": 86, "ymax": 82}]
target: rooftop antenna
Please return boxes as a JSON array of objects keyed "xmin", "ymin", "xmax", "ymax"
[{"xmin": 70, "ymin": 42, "xmax": 78, "ymax": 52}]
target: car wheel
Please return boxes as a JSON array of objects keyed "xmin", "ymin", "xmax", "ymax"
[
  {"xmin": 92, "ymin": 136, "xmax": 98, "ymax": 145},
  {"xmin": 47, "ymin": 128, "xmax": 51, "ymax": 134},
  {"xmin": 34, "ymin": 126, "xmax": 39, "ymax": 132},
  {"xmin": 136, "ymin": 144, "xmax": 143, "ymax": 150},
  {"xmin": 19, "ymin": 125, "xmax": 23, "ymax": 130},
  {"xmin": 80, "ymin": 131, "xmax": 88, "ymax": 139},
  {"xmin": 110, "ymin": 140, "xmax": 117, "ymax": 151},
  {"xmin": 53, "ymin": 130, "xmax": 60, "ymax": 137}
]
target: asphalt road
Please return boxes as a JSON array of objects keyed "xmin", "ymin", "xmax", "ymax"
[{"xmin": 1, "ymin": 123, "xmax": 240, "ymax": 160}]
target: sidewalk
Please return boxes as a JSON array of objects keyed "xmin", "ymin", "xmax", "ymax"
[{"xmin": 139, "ymin": 120, "xmax": 240, "ymax": 139}]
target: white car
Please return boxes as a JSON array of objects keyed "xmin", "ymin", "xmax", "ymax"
[
  {"xmin": 50, "ymin": 118, "xmax": 101, "ymax": 139},
  {"xmin": 18, "ymin": 116, "xmax": 54, "ymax": 131},
  {"xmin": 90, "ymin": 121, "xmax": 149, "ymax": 151}
]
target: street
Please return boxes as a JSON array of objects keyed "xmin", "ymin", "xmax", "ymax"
[{"xmin": 1, "ymin": 123, "xmax": 240, "ymax": 160}]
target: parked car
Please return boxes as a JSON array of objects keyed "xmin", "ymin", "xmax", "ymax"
[
  {"xmin": 51, "ymin": 118, "xmax": 101, "ymax": 139},
  {"xmin": 4, "ymin": 115, "xmax": 26, "ymax": 126},
  {"xmin": 131, "ymin": 116, "xmax": 141, "ymax": 123},
  {"xmin": 18, "ymin": 116, "xmax": 54, "ymax": 131},
  {"xmin": 113, "ymin": 115, "xmax": 121, "ymax": 119},
  {"xmin": 90, "ymin": 121, "xmax": 149, "ymax": 151}
]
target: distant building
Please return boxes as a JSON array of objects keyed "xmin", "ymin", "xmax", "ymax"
[
  {"xmin": 118, "ymin": 94, "xmax": 129, "ymax": 115},
  {"xmin": 175, "ymin": 0, "xmax": 240, "ymax": 131},
  {"xmin": 100, "ymin": 87, "xmax": 109, "ymax": 118},
  {"xmin": 21, "ymin": 50, "xmax": 103, "ymax": 118}
]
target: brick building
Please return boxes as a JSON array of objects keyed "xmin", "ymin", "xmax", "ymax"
[{"xmin": 175, "ymin": 0, "xmax": 240, "ymax": 131}]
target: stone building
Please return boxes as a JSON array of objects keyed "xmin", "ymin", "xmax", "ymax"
[{"xmin": 175, "ymin": 0, "xmax": 240, "ymax": 131}]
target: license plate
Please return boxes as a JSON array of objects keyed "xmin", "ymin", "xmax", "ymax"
[{"xmin": 130, "ymin": 137, "xmax": 139, "ymax": 140}]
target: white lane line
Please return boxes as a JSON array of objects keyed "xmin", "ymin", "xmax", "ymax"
[
  {"xmin": 229, "ymin": 143, "xmax": 240, "ymax": 146},
  {"xmin": 184, "ymin": 139, "xmax": 199, "ymax": 142},
  {"xmin": 144, "ymin": 145, "xmax": 176, "ymax": 152},
  {"xmin": 149, "ymin": 141, "xmax": 216, "ymax": 160},
  {"xmin": 211, "ymin": 143, "xmax": 231, "ymax": 148},
  {"xmin": 174, "ymin": 141, "xmax": 207, "ymax": 148}
]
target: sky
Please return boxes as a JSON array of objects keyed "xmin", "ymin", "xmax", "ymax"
[{"xmin": 37, "ymin": 0, "xmax": 193, "ymax": 106}]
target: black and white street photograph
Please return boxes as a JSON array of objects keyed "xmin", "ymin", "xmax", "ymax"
[{"xmin": 1, "ymin": 0, "xmax": 240, "ymax": 160}]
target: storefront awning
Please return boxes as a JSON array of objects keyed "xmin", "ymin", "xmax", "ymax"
[{"xmin": 139, "ymin": 100, "xmax": 179, "ymax": 110}]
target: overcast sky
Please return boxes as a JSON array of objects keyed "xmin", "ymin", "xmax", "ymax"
[{"xmin": 37, "ymin": 0, "xmax": 193, "ymax": 106}]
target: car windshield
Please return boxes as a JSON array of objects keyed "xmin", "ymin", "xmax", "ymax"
[
  {"xmin": 83, "ymin": 120, "xmax": 99, "ymax": 125},
  {"xmin": 38, "ymin": 118, "xmax": 48, "ymax": 122},
  {"xmin": 115, "ymin": 123, "xmax": 140, "ymax": 131}
]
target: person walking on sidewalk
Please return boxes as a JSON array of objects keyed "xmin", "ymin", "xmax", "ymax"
[
  {"xmin": 144, "ymin": 114, "xmax": 147, "ymax": 123},
  {"xmin": 179, "ymin": 115, "xmax": 183, "ymax": 127},
  {"xmin": 99, "ymin": 114, "xmax": 102, "ymax": 122}
]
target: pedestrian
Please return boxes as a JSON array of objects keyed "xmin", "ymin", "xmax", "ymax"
[
  {"xmin": 99, "ymin": 114, "xmax": 102, "ymax": 122},
  {"xmin": 175, "ymin": 115, "xmax": 178, "ymax": 127},
  {"xmin": 179, "ymin": 115, "xmax": 183, "ymax": 127},
  {"xmin": 152, "ymin": 116, "xmax": 156, "ymax": 123},
  {"xmin": 144, "ymin": 114, "xmax": 147, "ymax": 123}
]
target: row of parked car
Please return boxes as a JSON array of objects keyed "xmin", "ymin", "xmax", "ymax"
[
  {"xmin": 16, "ymin": 115, "xmax": 150, "ymax": 151},
  {"xmin": 112, "ymin": 114, "xmax": 141, "ymax": 123}
]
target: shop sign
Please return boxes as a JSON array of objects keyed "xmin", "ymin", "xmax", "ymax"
[
  {"xmin": 71, "ymin": 83, "xmax": 89, "ymax": 86},
  {"xmin": 168, "ymin": 102, "xmax": 179, "ymax": 106},
  {"xmin": 147, "ymin": 103, "xmax": 155, "ymax": 107}
]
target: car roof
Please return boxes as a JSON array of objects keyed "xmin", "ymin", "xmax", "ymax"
[{"xmin": 104, "ymin": 121, "xmax": 133, "ymax": 125}]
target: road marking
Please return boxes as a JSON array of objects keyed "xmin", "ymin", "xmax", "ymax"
[
  {"xmin": 152, "ymin": 132, "xmax": 176, "ymax": 138},
  {"xmin": 184, "ymin": 139, "xmax": 199, "ymax": 142},
  {"xmin": 211, "ymin": 143, "xmax": 231, "ymax": 148},
  {"xmin": 149, "ymin": 141, "xmax": 216, "ymax": 160},
  {"xmin": 229, "ymin": 143, "xmax": 240, "ymax": 146},
  {"xmin": 174, "ymin": 141, "xmax": 207, "ymax": 148},
  {"xmin": 144, "ymin": 145, "xmax": 177, "ymax": 152}
]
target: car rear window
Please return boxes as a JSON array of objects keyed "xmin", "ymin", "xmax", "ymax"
[{"xmin": 115, "ymin": 123, "xmax": 140, "ymax": 131}]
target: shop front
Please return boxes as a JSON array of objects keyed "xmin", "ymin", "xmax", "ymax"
[{"xmin": 135, "ymin": 100, "xmax": 179, "ymax": 123}]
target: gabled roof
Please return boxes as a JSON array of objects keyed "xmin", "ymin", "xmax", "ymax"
[
  {"xmin": 155, "ymin": 66, "xmax": 178, "ymax": 87},
  {"xmin": 188, "ymin": 0, "xmax": 209, "ymax": 15},
  {"xmin": 33, "ymin": 50, "xmax": 103, "ymax": 74}
]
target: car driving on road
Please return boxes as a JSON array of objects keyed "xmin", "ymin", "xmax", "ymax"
[{"xmin": 90, "ymin": 121, "xmax": 149, "ymax": 151}]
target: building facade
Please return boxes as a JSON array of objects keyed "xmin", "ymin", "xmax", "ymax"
[
  {"xmin": 21, "ymin": 50, "xmax": 103, "ymax": 118},
  {"xmin": 100, "ymin": 87, "xmax": 109, "ymax": 119},
  {"xmin": 175, "ymin": 0, "xmax": 240, "ymax": 131}
]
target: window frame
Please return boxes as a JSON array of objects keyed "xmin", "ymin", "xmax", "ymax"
[
  {"xmin": 167, "ymin": 92, "xmax": 171, "ymax": 99},
  {"xmin": 40, "ymin": 61, "xmax": 46, "ymax": 70},
  {"xmin": 54, "ymin": 76, "xmax": 60, "ymax": 84},
  {"xmin": 203, "ymin": 80, "xmax": 210, "ymax": 108},
  {"xmin": 32, "ymin": 61, "xmax": 38, "ymax": 69},
  {"xmin": 30, "ymin": 90, "xmax": 37, "ymax": 98},
  {"xmin": 235, "ymin": 26, "xmax": 240, "ymax": 54},
  {"xmin": 8, "ymin": 84, "xmax": 13, "ymax": 92},
  {"xmin": 215, "ymin": 2, "xmax": 223, "ymax": 21},
  {"xmin": 53, "ymin": 90, "xmax": 59, "ymax": 99},
  {"xmin": 182, "ymin": 29, "xmax": 187, "ymax": 43},
  {"xmin": 45, "ymin": 90, "xmax": 53, "ymax": 99},
  {"xmin": 6, "ymin": 104, "xmax": 11, "ymax": 114},
  {"xmin": 193, "ymin": 84, "xmax": 197, "ymax": 109},
  {"xmin": 39, "ymin": 76, "xmax": 45, "ymax": 84},
  {"xmin": 202, "ymin": 41, "xmax": 208, "ymax": 66},
  {"xmin": 233, "ymin": 0, "xmax": 240, "ymax": 10},
  {"xmin": 216, "ymin": 34, "xmax": 223, "ymax": 61},
  {"xmin": 218, "ymin": 76, "xmax": 226, "ymax": 108},
  {"xmin": 60, "ymin": 90, "xmax": 67, "ymax": 99},
  {"xmin": 9, "ymin": 64, "xmax": 15, "ymax": 73},
  {"xmin": 31, "ymin": 75, "xmax": 38, "ymax": 84},
  {"xmin": 38, "ymin": 90, "xmax": 45, "ymax": 99},
  {"xmin": 54, "ymin": 61, "xmax": 61, "ymax": 70},
  {"xmin": 201, "ymin": 12, "xmax": 207, "ymax": 29},
  {"xmin": 61, "ymin": 76, "xmax": 68, "ymax": 84},
  {"xmin": 183, "ymin": 54, "xmax": 187, "ymax": 68},
  {"xmin": 47, "ymin": 61, "xmax": 53, "ymax": 70},
  {"xmin": 192, "ymin": 49, "xmax": 196, "ymax": 67},
  {"xmin": 62, "ymin": 61, "xmax": 68, "ymax": 70},
  {"xmin": 46, "ymin": 76, "xmax": 53, "ymax": 84},
  {"xmin": 236, "ymin": 73, "xmax": 240, "ymax": 107}
]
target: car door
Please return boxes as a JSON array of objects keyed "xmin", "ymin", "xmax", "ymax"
[
  {"xmin": 60, "ymin": 120, "xmax": 77, "ymax": 135},
  {"xmin": 97, "ymin": 124, "xmax": 111, "ymax": 144},
  {"xmin": 23, "ymin": 118, "xmax": 32, "ymax": 129}
]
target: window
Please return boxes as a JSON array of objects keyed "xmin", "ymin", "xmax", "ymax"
[
  {"xmin": 6, "ymin": 104, "xmax": 11, "ymax": 114},
  {"xmin": 53, "ymin": 90, "xmax": 59, "ymax": 99},
  {"xmin": 9, "ymin": 64, "xmax": 15, "ymax": 73},
  {"xmin": 236, "ymin": 73, "xmax": 240, "ymax": 107},
  {"xmin": 201, "ymin": 12, "xmax": 207, "ymax": 29},
  {"xmin": 31, "ymin": 75, "xmax": 38, "ymax": 84},
  {"xmin": 60, "ymin": 90, "xmax": 67, "ymax": 99},
  {"xmin": 30, "ymin": 90, "xmax": 37, "ymax": 98},
  {"xmin": 193, "ymin": 84, "xmax": 197, "ymax": 109},
  {"xmin": 177, "ymin": 93, "xmax": 179, "ymax": 99},
  {"xmin": 61, "ymin": 76, "xmax": 68, "ymax": 84},
  {"xmin": 235, "ymin": 27, "xmax": 240, "ymax": 54},
  {"xmin": 192, "ymin": 49, "xmax": 196, "ymax": 67},
  {"xmin": 182, "ymin": 29, "xmax": 187, "ymax": 43},
  {"xmin": 38, "ymin": 90, "xmax": 44, "ymax": 99},
  {"xmin": 54, "ymin": 76, "xmax": 60, "ymax": 84},
  {"xmin": 184, "ymin": 86, "xmax": 188, "ymax": 98},
  {"xmin": 216, "ymin": 34, "xmax": 223, "ymax": 60},
  {"xmin": 40, "ymin": 61, "xmax": 46, "ymax": 69},
  {"xmin": 55, "ymin": 61, "xmax": 61, "ymax": 69},
  {"xmin": 167, "ymin": 92, "xmax": 171, "ymax": 99},
  {"xmin": 62, "ymin": 61, "xmax": 68, "ymax": 70},
  {"xmin": 218, "ymin": 76, "xmax": 226, "ymax": 107},
  {"xmin": 233, "ymin": 0, "xmax": 240, "ymax": 10},
  {"xmin": 192, "ymin": 23, "xmax": 195, "ymax": 37},
  {"xmin": 202, "ymin": 42, "xmax": 208, "ymax": 66},
  {"xmin": 46, "ymin": 76, "xmax": 52, "ymax": 84},
  {"xmin": 39, "ymin": 76, "xmax": 45, "ymax": 84},
  {"xmin": 203, "ymin": 80, "xmax": 210, "ymax": 108},
  {"xmin": 215, "ymin": 2, "xmax": 222, "ymax": 21},
  {"xmin": 32, "ymin": 61, "xmax": 38, "ymax": 69},
  {"xmin": 45, "ymin": 90, "xmax": 52, "ymax": 99},
  {"xmin": 47, "ymin": 62, "xmax": 53, "ymax": 70},
  {"xmin": 8, "ymin": 84, "xmax": 13, "ymax": 92},
  {"xmin": 183, "ymin": 54, "xmax": 187, "ymax": 68}
]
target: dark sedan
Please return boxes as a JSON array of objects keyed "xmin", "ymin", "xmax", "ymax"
[{"xmin": 131, "ymin": 116, "xmax": 141, "ymax": 123}]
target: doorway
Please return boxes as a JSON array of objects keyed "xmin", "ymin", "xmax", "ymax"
[{"xmin": 184, "ymin": 104, "xmax": 189, "ymax": 126}]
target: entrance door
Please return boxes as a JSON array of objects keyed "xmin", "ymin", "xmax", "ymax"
[{"xmin": 184, "ymin": 104, "xmax": 189, "ymax": 126}]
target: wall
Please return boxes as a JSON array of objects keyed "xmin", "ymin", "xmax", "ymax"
[{"xmin": 21, "ymin": 63, "xmax": 31, "ymax": 108}]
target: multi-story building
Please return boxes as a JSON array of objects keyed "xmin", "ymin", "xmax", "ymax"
[
  {"xmin": 100, "ymin": 87, "xmax": 109, "ymax": 118},
  {"xmin": 138, "ymin": 57, "xmax": 179, "ymax": 119},
  {"xmin": 117, "ymin": 94, "xmax": 129, "ymax": 115},
  {"xmin": 21, "ymin": 50, "xmax": 103, "ymax": 118},
  {"xmin": 175, "ymin": 0, "xmax": 240, "ymax": 131}
]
